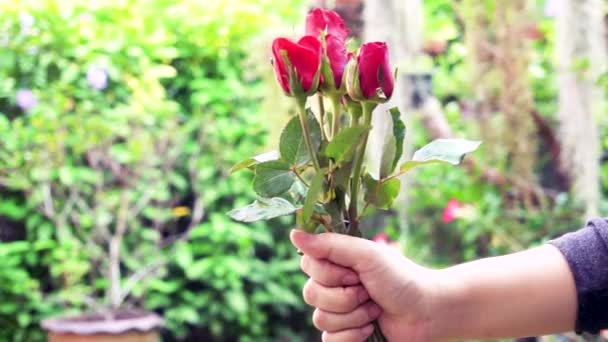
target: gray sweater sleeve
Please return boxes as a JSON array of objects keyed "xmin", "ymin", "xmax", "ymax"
[{"xmin": 548, "ymin": 217, "xmax": 608, "ymax": 334}]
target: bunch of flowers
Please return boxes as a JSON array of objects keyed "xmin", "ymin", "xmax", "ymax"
[{"xmin": 229, "ymin": 8, "xmax": 480, "ymax": 341}]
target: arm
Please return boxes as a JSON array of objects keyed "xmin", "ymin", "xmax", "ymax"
[
  {"xmin": 291, "ymin": 218, "xmax": 608, "ymax": 342},
  {"xmin": 433, "ymin": 244, "xmax": 577, "ymax": 340}
]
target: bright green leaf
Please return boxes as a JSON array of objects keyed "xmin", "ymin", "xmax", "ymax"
[
  {"xmin": 280, "ymin": 111, "xmax": 321, "ymax": 166},
  {"xmin": 362, "ymin": 174, "xmax": 401, "ymax": 210},
  {"xmin": 227, "ymin": 197, "xmax": 297, "ymax": 223},
  {"xmin": 400, "ymin": 139, "xmax": 481, "ymax": 173},
  {"xmin": 184, "ymin": 259, "xmax": 212, "ymax": 280},
  {"xmin": 388, "ymin": 107, "xmax": 405, "ymax": 172},
  {"xmin": 253, "ymin": 161, "xmax": 294, "ymax": 197},
  {"xmin": 325, "ymin": 126, "xmax": 370, "ymax": 163},
  {"xmin": 229, "ymin": 151, "xmax": 279, "ymax": 174},
  {"xmin": 302, "ymin": 171, "xmax": 325, "ymax": 224},
  {"xmin": 226, "ymin": 290, "xmax": 248, "ymax": 315},
  {"xmin": 265, "ymin": 282, "xmax": 300, "ymax": 306},
  {"xmin": 174, "ymin": 242, "xmax": 193, "ymax": 270},
  {"xmin": 380, "ymin": 137, "xmax": 396, "ymax": 179},
  {"xmin": 380, "ymin": 108, "xmax": 406, "ymax": 178},
  {"xmin": 0, "ymin": 114, "xmax": 9, "ymax": 131}
]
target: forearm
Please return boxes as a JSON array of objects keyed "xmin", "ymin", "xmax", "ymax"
[{"xmin": 431, "ymin": 244, "xmax": 577, "ymax": 341}]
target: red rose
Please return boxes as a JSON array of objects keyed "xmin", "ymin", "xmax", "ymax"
[
  {"xmin": 346, "ymin": 42, "xmax": 394, "ymax": 102},
  {"xmin": 324, "ymin": 34, "xmax": 350, "ymax": 89},
  {"xmin": 272, "ymin": 36, "xmax": 322, "ymax": 96},
  {"xmin": 358, "ymin": 42, "xmax": 394, "ymax": 99},
  {"xmin": 305, "ymin": 8, "xmax": 349, "ymax": 42}
]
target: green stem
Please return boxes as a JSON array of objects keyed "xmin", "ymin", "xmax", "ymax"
[
  {"xmin": 348, "ymin": 101, "xmax": 375, "ymax": 235},
  {"xmin": 346, "ymin": 102, "xmax": 362, "ymax": 128},
  {"xmin": 368, "ymin": 321, "xmax": 388, "ymax": 342},
  {"xmin": 292, "ymin": 168, "xmax": 310, "ymax": 188},
  {"xmin": 317, "ymin": 95, "xmax": 327, "ymax": 140},
  {"xmin": 330, "ymin": 95, "xmax": 342, "ymax": 139},
  {"xmin": 297, "ymin": 100, "xmax": 321, "ymax": 172}
]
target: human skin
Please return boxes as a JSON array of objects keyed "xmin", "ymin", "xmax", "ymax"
[{"xmin": 290, "ymin": 230, "xmax": 577, "ymax": 342}]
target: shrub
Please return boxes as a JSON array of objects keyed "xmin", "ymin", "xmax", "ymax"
[{"xmin": 0, "ymin": 0, "xmax": 311, "ymax": 340}]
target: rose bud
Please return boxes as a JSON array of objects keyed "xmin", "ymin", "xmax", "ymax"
[
  {"xmin": 272, "ymin": 36, "xmax": 322, "ymax": 98},
  {"xmin": 319, "ymin": 34, "xmax": 350, "ymax": 93},
  {"xmin": 345, "ymin": 42, "xmax": 395, "ymax": 103},
  {"xmin": 305, "ymin": 8, "xmax": 349, "ymax": 42}
]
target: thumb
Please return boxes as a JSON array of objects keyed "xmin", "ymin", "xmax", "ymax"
[{"xmin": 290, "ymin": 229, "xmax": 378, "ymax": 273}]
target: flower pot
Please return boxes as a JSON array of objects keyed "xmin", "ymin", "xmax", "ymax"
[{"xmin": 42, "ymin": 310, "xmax": 163, "ymax": 342}]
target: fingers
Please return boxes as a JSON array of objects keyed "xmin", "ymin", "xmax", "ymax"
[
  {"xmin": 301, "ymin": 255, "xmax": 360, "ymax": 287},
  {"xmin": 313, "ymin": 301, "xmax": 381, "ymax": 332},
  {"xmin": 303, "ymin": 279, "xmax": 369, "ymax": 313},
  {"xmin": 291, "ymin": 230, "xmax": 377, "ymax": 272},
  {"xmin": 321, "ymin": 325, "xmax": 375, "ymax": 342}
]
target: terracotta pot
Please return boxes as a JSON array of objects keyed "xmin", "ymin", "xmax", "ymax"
[{"xmin": 42, "ymin": 310, "xmax": 163, "ymax": 342}]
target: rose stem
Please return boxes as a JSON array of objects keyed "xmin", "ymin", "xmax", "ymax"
[
  {"xmin": 348, "ymin": 101, "xmax": 375, "ymax": 235},
  {"xmin": 317, "ymin": 95, "xmax": 327, "ymax": 140},
  {"xmin": 330, "ymin": 95, "xmax": 342, "ymax": 139},
  {"xmin": 297, "ymin": 99, "xmax": 321, "ymax": 172}
]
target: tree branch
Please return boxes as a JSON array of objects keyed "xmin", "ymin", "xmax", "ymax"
[
  {"xmin": 117, "ymin": 259, "xmax": 165, "ymax": 307},
  {"xmin": 108, "ymin": 189, "xmax": 130, "ymax": 310}
]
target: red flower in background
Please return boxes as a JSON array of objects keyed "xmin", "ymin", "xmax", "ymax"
[
  {"xmin": 305, "ymin": 8, "xmax": 349, "ymax": 42},
  {"xmin": 442, "ymin": 199, "xmax": 461, "ymax": 224},
  {"xmin": 372, "ymin": 232, "xmax": 390, "ymax": 244},
  {"xmin": 423, "ymin": 39, "xmax": 447, "ymax": 57},
  {"xmin": 272, "ymin": 36, "xmax": 322, "ymax": 96},
  {"xmin": 523, "ymin": 23, "xmax": 544, "ymax": 41},
  {"xmin": 348, "ymin": 42, "xmax": 394, "ymax": 101}
]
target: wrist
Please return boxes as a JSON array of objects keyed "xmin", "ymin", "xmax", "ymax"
[{"xmin": 425, "ymin": 268, "xmax": 472, "ymax": 341}]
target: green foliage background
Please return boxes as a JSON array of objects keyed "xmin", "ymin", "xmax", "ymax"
[
  {"xmin": 380, "ymin": 0, "xmax": 604, "ymax": 267},
  {"xmin": 0, "ymin": 0, "xmax": 314, "ymax": 341}
]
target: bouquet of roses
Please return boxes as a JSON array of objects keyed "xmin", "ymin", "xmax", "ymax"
[{"xmin": 229, "ymin": 8, "xmax": 480, "ymax": 341}]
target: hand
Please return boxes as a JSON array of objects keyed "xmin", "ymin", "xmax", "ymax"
[{"xmin": 290, "ymin": 230, "xmax": 442, "ymax": 342}]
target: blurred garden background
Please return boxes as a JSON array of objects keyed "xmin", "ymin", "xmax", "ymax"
[{"xmin": 0, "ymin": 0, "xmax": 606, "ymax": 341}]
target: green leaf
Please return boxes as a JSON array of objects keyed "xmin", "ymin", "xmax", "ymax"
[
  {"xmin": 226, "ymin": 290, "xmax": 248, "ymax": 315},
  {"xmin": 380, "ymin": 138, "xmax": 396, "ymax": 179},
  {"xmin": 362, "ymin": 174, "xmax": 401, "ymax": 210},
  {"xmin": 253, "ymin": 161, "xmax": 294, "ymax": 197},
  {"xmin": 296, "ymin": 210, "xmax": 319, "ymax": 233},
  {"xmin": 389, "ymin": 108, "xmax": 406, "ymax": 172},
  {"xmin": 229, "ymin": 150, "xmax": 279, "ymax": 174},
  {"xmin": 324, "ymin": 126, "xmax": 370, "ymax": 163},
  {"xmin": 174, "ymin": 241, "xmax": 193, "ymax": 270},
  {"xmin": 280, "ymin": 111, "xmax": 321, "ymax": 166},
  {"xmin": 228, "ymin": 197, "xmax": 298, "ymax": 223},
  {"xmin": 400, "ymin": 139, "xmax": 481, "ymax": 173},
  {"xmin": 334, "ymin": 161, "xmax": 353, "ymax": 192},
  {"xmin": 58, "ymin": 167, "xmax": 74, "ymax": 185},
  {"xmin": 302, "ymin": 171, "xmax": 325, "ymax": 224},
  {"xmin": 265, "ymin": 281, "xmax": 300, "ymax": 306},
  {"xmin": 170, "ymin": 306, "xmax": 199, "ymax": 324},
  {"xmin": 380, "ymin": 108, "xmax": 406, "ymax": 177},
  {"xmin": 0, "ymin": 114, "xmax": 9, "ymax": 131}
]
